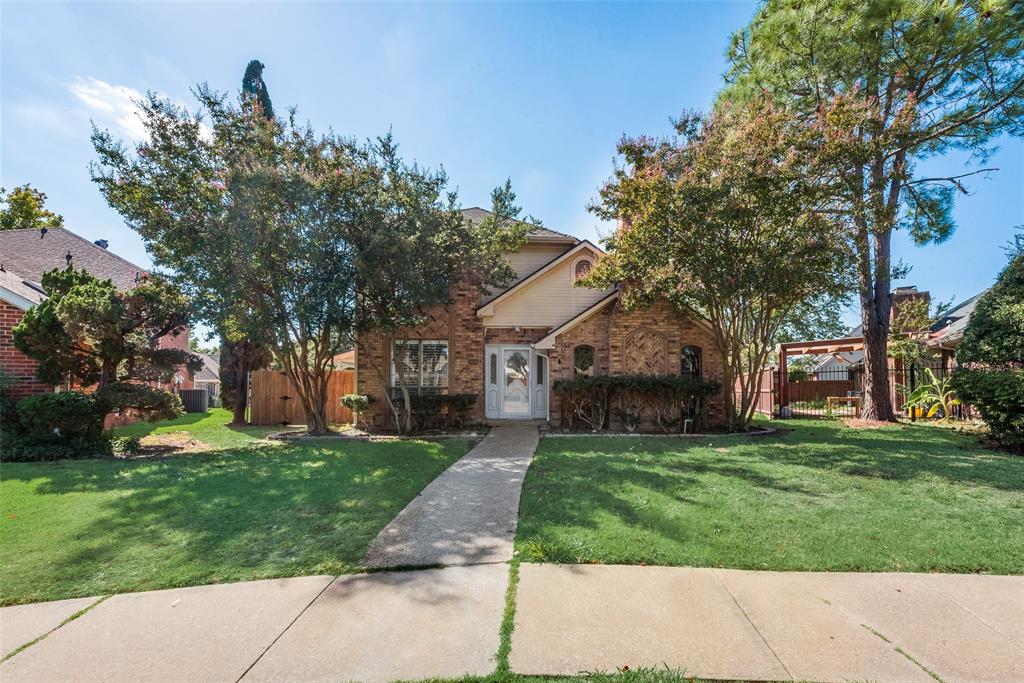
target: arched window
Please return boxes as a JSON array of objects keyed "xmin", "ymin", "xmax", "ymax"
[
  {"xmin": 573, "ymin": 258, "xmax": 593, "ymax": 282},
  {"xmin": 681, "ymin": 345, "xmax": 702, "ymax": 380},
  {"xmin": 574, "ymin": 345, "xmax": 595, "ymax": 377}
]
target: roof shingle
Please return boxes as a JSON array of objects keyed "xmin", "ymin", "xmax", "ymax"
[{"xmin": 0, "ymin": 228, "xmax": 147, "ymax": 291}]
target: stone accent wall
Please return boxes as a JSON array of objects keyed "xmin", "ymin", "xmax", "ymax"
[{"xmin": 0, "ymin": 302, "xmax": 51, "ymax": 400}]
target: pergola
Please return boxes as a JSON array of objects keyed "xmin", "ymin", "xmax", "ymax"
[{"xmin": 777, "ymin": 336, "xmax": 864, "ymax": 407}]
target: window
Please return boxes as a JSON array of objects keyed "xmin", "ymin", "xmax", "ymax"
[
  {"xmin": 574, "ymin": 345, "xmax": 595, "ymax": 377},
  {"xmin": 536, "ymin": 354, "xmax": 545, "ymax": 385},
  {"xmin": 489, "ymin": 352, "xmax": 498, "ymax": 385},
  {"xmin": 391, "ymin": 340, "xmax": 449, "ymax": 393},
  {"xmin": 681, "ymin": 345, "xmax": 702, "ymax": 380},
  {"xmin": 573, "ymin": 258, "xmax": 593, "ymax": 282}
]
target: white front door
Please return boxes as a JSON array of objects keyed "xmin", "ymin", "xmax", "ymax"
[{"xmin": 485, "ymin": 345, "xmax": 545, "ymax": 419}]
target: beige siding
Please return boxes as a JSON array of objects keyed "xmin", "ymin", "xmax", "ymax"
[
  {"xmin": 481, "ymin": 243, "xmax": 571, "ymax": 304},
  {"xmin": 482, "ymin": 246, "xmax": 614, "ymax": 328}
]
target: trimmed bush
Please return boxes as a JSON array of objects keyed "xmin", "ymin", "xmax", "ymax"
[
  {"xmin": 1, "ymin": 430, "xmax": 113, "ymax": 462},
  {"xmin": 17, "ymin": 391, "xmax": 105, "ymax": 440},
  {"xmin": 553, "ymin": 374, "xmax": 721, "ymax": 433},
  {"xmin": 953, "ymin": 369, "xmax": 1024, "ymax": 451}
]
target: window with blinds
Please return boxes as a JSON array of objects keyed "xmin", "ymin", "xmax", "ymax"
[{"xmin": 391, "ymin": 340, "xmax": 449, "ymax": 394}]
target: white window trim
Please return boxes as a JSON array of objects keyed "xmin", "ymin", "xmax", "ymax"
[{"xmin": 571, "ymin": 256, "xmax": 594, "ymax": 284}]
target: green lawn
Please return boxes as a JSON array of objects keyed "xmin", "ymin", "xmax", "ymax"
[
  {"xmin": 1, "ymin": 411, "xmax": 471, "ymax": 605},
  {"xmin": 110, "ymin": 407, "xmax": 286, "ymax": 449},
  {"xmin": 516, "ymin": 420, "xmax": 1024, "ymax": 574}
]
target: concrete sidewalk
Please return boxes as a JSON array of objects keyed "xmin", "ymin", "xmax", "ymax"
[
  {"xmin": 3, "ymin": 565, "xmax": 1022, "ymax": 683},
  {"xmin": 511, "ymin": 564, "xmax": 1024, "ymax": 683},
  {"xmin": 364, "ymin": 424, "xmax": 538, "ymax": 568}
]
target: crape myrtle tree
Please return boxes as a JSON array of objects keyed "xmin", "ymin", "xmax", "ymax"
[
  {"xmin": 723, "ymin": 0, "xmax": 1024, "ymax": 420},
  {"xmin": 583, "ymin": 98, "xmax": 852, "ymax": 430},
  {"xmin": 358, "ymin": 179, "xmax": 528, "ymax": 433},
  {"xmin": 12, "ymin": 267, "xmax": 197, "ymax": 422},
  {"xmin": 92, "ymin": 81, "xmax": 520, "ymax": 435}
]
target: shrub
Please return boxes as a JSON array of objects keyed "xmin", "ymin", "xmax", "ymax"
[
  {"xmin": 406, "ymin": 393, "xmax": 478, "ymax": 431},
  {"xmin": 553, "ymin": 374, "xmax": 721, "ymax": 433},
  {"xmin": 95, "ymin": 382, "xmax": 182, "ymax": 423},
  {"xmin": 17, "ymin": 391, "xmax": 105, "ymax": 440},
  {"xmin": 110, "ymin": 435, "xmax": 143, "ymax": 456},
  {"xmin": 341, "ymin": 393, "xmax": 372, "ymax": 429},
  {"xmin": 1, "ymin": 430, "xmax": 113, "ymax": 462},
  {"xmin": 951, "ymin": 240, "xmax": 1024, "ymax": 450}
]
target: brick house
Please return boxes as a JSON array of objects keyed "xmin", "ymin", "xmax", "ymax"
[
  {"xmin": 0, "ymin": 228, "xmax": 194, "ymax": 399},
  {"xmin": 356, "ymin": 208, "xmax": 724, "ymax": 428}
]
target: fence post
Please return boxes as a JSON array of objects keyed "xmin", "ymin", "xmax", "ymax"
[{"xmin": 909, "ymin": 364, "xmax": 916, "ymax": 422}]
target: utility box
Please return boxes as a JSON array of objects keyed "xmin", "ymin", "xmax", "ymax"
[{"xmin": 179, "ymin": 389, "xmax": 209, "ymax": 414}]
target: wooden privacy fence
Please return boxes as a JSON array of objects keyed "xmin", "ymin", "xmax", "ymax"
[
  {"xmin": 734, "ymin": 368, "xmax": 777, "ymax": 417},
  {"xmin": 248, "ymin": 369, "xmax": 354, "ymax": 426}
]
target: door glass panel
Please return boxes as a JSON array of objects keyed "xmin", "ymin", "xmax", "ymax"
[{"xmin": 502, "ymin": 349, "xmax": 531, "ymax": 415}]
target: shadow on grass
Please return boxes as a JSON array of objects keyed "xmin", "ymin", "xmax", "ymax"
[{"xmin": 1, "ymin": 438, "xmax": 470, "ymax": 605}]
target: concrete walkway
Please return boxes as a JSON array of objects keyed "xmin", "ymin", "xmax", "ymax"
[
  {"xmin": 363, "ymin": 424, "xmax": 538, "ymax": 568},
  {"xmin": 2, "ymin": 565, "xmax": 1022, "ymax": 683}
]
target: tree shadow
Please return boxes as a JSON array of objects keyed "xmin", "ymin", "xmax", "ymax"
[{"xmin": 1, "ymin": 438, "xmax": 470, "ymax": 605}]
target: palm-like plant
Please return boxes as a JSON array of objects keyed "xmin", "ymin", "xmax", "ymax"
[{"xmin": 903, "ymin": 368, "xmax": 961, "ymax": 421}]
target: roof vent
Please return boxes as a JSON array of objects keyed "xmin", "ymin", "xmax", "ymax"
[{"xmin": 94, "ymin": 239, "xmax": 109, "ymax": 249}]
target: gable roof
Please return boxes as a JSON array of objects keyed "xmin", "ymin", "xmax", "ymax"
[
  {"xmin": 476, "ymin": 240, "xmax": 604, "ymax": 317},
  {"xmin": 928, "ymin": 291, "xmax": 986, "ymax": 347},
  {"xmin": 0, "ymin": 228, "xmax": 147, "ymax": 291},
  {"xmin": 193, "ymin": 352, "xmax": 220, "ymax": 383},
  {"xmin": 535, "ymin": 290, "xmax": 620, "ymax": 349},
  {"xmin": 460, "ymin": 208, "xmax": 578, "ymax": 244},
  {"xmin": 0, "ymin": 267, "xmax": 47, "ymax": 310}
]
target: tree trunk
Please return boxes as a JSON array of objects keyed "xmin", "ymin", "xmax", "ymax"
[
  {"xmin": 859, "ymin": 220, "xmax": 897, "ymax": 422},
  {"xmin": 231, "ymin": 359, "xmax": 250, "ymax": 425}
]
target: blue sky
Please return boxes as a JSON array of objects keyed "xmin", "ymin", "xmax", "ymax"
[{"xmin": 3, "ymin": 1, "xmax": 1021, "ymax": 328}]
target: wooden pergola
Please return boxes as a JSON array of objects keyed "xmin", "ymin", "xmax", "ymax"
[{"xmin": 777, "ymin": 336, "xmax": 864, "ymax": 407}]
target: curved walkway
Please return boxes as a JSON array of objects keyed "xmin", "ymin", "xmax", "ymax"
[{"xmin": 363, "ymin": 424, "xmax": 539, "ymax": 568}]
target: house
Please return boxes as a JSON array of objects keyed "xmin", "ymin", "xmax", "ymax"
[
  {"xmin": 192, "ymin": 352, "xmax": 221, "ymax": 399},
  {"xmin": 0, "ymin": 228, "xmax": 194, "ymax": 399},
  {"xmin": 332, "ymin": 349, "xmax": 355, "ymax": 370},
  {"xmin": 355, "ymin": 208, "xmax": 724, "ymax": 427}
]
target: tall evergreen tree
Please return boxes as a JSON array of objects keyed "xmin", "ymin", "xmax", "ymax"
[
  {"xmin": 241, "ymin": 60, "xmax": 274, "ymax": 120},
  {"xmin": 723, "ymin": 0, "xmax": 1024, "ymax": 421}
]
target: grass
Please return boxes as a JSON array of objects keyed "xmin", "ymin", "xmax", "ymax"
[
  {"xmin": 110, "ymin": 407, "xmax": 287, "ymax": 449},
  {"xmin": 1, "ymin": 410, "xmax": 472, "ymax": 605},
  {"xmin": 516, "ymin": 420, "xmax": 1024, "ymax": 574}
]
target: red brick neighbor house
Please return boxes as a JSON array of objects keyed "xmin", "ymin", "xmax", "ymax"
[
  {"xmin": 356, "ymin": 208, "xmax": 725, "ymax": 428},
  {"xmin": 0, "ymin": 228, "xmax": 194, "ymax": 399}
]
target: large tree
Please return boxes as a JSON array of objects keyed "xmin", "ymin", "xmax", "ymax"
[
  {"xmin": 12, "ymin": 267, "xmax": 197, "ymax": 421},
  {"xmin": 585, "ymin": 99, "xmax": 852, "ymax": 429},
  {"xmin": 92, "ymin": 79, "xmax": 518, "ymax": 434},
  {"xmin": 723, "ymin": 0, "xmax": 1024, "ymax": 420},
  {"xmin": 0, "ymin": 184, "xmax": 65, "ymax": 231}
]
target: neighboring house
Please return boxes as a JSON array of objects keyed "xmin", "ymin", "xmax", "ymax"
[
  {"xmin": 192, "ymin": 352, "xmax": 221, "ymax": 398},
  {"xmin": 926, "ymin": 292, "xmax": 985, "ymax": 362},
  {"xmin": 0, "ymin": 228, "xmax": 194, "ymax": 399},
  {"xmin": 356, "ymin": 208, "xmax": 724, "ymax": 428},
  {"xmin": 810, "ymin": 350, "xmax": 864, "ymax": 380}
]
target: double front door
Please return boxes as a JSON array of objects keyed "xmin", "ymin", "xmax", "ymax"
[{"xmin": 485, "ymin": 345, "xmax": 548, "ymax": 419}]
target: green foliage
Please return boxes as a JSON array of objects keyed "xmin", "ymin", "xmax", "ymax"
[
  {"xmin": 12, "ymin": 267, "xmax": 198, "ymax": 391},
  {"xmin": 0, "ymin": 184, "xmax": 64, "ymax": 231},
  {"xmin": 95, "ymin": 382, "xmax": 183, "ymax": 423},
  {"xmin": 15, "ymin": 391, "xmax": 106, "ymax": 440},
  {"xmin": 339, "ymin": 394, "xmax": 371, "ymax": 414},
  {"xmin": 109, "ymin": 435, "xmax": 142, "ymax": 456},
  {"xmin": 390, "ymin": 393, "xmax": 479, "ymax": 432},
  {"xmin": 241, "ymin": 59, "xmax": 274, "ymax": 120},
  {"xmin": 952, "ymin": 241, "xmax": 1024, "ymax": 449},
  {"xmin": 0, "ymin": 431, "xmax": 113, "ymax": 462},
  {"xmin": 584, "ymin": 97, "xmax": 851, "ymax": 429},
  {"xmin": 553, "ymin": 374, "xmax": 721, "ymax": 433},
  {"xmin": 788, "ymin": 368, "xmax": 810, "ymax": 382},
  {"xmin": 903, "ymin": 367, "xmax": 961, "ymax": 421},
  {"xmin": 723, "ymin": 0, "xmax": 1024, "ymax": 419},
  {"xmin": 91, "ymin": 78, "xmax": 518, "ymax": 435}
]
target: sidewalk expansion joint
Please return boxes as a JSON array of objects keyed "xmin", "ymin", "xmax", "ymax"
[{"xmin": 711, "ymin": 570, "xmax": 794, "ymax": 681}]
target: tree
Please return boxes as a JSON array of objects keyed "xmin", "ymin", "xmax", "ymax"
[
  {"xmin": 951, "ymin": 233, "xmax": 1024, "ymax": 449},
  {"xmin": 724, "ymin": 0, "xmax": 1024, "ymax": 420},
  {"xmin": 91, "ymin": 80, "xmax": 518, "ymax": 434},
  {"xmin": 0, "ymin": 184, "xmax": 65, "ymax": 231},
  {"xmin": 241, "ymin": 60, "xmax": 274, "ymax": 120},
  {"xmin": 584, "ymin": 99, "xmax": 852, "ymax": 429},
  {"xmin": 12, "ymin": 267, "xmax": 197, "ymax": 422}
]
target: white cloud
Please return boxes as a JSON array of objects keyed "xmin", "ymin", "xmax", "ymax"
[{"xmin": 68, "ymin": 76, "xmax": 149, "ymax": 140}]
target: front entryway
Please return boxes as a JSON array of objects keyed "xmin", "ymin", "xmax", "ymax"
[{"xmin": 484, "ymin": 345, "xmax": 548, "ymax": 420}]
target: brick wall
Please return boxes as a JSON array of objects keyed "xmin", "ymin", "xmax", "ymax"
[
  {"xmin": 356, "ymin": 287, "xmax": 726, "ymax": 430},
  {"xmin": 0, "ymin": 302, "xmax": 52, "ymax": 400},
  {"xmin": 156, "ymin": 326, "xmax": 195, "ymax": 392}
]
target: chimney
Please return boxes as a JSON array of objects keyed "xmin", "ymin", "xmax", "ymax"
[
  {"xmin": 891, "ymin": 285, "xmax": 931, "ymax": 331},
  {"xmin": 94, "ymin": 239, "xmax": 109, "ymax": 249}
]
